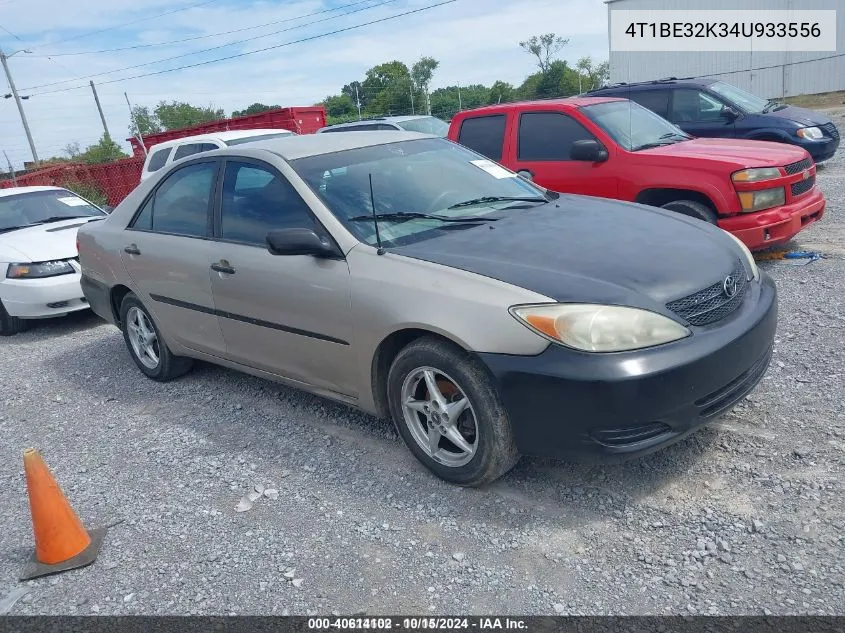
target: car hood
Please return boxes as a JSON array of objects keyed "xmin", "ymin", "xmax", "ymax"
[
  {"xmin": 390, "ymin": 195, "xmax": 741, "ymax": 310},
  {"xmin": 642, "ymin": 137, "xmax": 808, "ymax": 167},
  {"xmin": 763, "ymin": 104, "xmax": 832, "ymax": 128},
  {"xmin": 0, "ymin": 217, "xmax": 101, "ymax": 262}
]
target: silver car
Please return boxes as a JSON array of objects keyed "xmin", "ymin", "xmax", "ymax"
[{"xmin": 78, "ymin": 132, "xmax": 776, "ymax": 486}]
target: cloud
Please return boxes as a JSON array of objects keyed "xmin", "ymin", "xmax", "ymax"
[{"xmin": 1, "ymin": 0, "xmax": 608, "ymax": 167}]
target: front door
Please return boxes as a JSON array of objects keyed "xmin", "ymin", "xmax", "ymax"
[
  {"xmin": 509, "ymin": 110, "xmax": 617, "ymax": 198},
  {"xmin": 208, "ymin": 158, "xmax": 355, "ymax": 396},
  {"xmin": 669, "ymin": 89, "xmax": 737, "ymax": 138},
  {"xmin": 120, "ymin": 159, "xmax": 226, "ymax": 356}
]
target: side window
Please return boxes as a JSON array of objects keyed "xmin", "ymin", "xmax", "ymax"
[
  {"xmin": 130, "ymin": 162, "xmax": 215, "ymax": 237},
  {"xmin": 198, "ymin": 142, "xmax": 219, "ymax": 152},
  {"xmin": 146, "ymin": 148, "xmax": 170, "ymax": 172},
  {"xmin": 173, "ymin": 143, "xmax": 205, "ymax": 160},
  {"xmin": 628, "ymin": 90, "xmax": 670, "ymax": 119},
  {"xmin": 517, "ymin": 112, "xmax": 594, "ymax": 161},
  {"xmin": 219, "ymin": 161, "xmax": 316, "ymax": 246},
  {"xmin": 457, "ymin": 115, "xmax": 506, "ymax": 161},
  {"xmin": 670, "ymin": 90, "xmax": 725, "ymax": 123}
]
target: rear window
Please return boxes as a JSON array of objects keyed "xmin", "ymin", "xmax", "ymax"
[
  {"xmin": 146, "ymin": 148, "xmax": 170, "ymax": 172},
  {"xmin": 456, "ymin": 115, "xmax": 506, "ymax": 161},
  {"xmin": 173, "ymin": 142, "xmax": 218, "ymax": 160}
]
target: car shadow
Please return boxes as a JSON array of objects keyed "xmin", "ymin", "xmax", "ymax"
[
  {"xmin": 48, "ymin": 334, "xmax": 719, "ymax": 532},
  {"xmin": 0, "ymin": 310, "xmax": 106, "ymax": 345}
]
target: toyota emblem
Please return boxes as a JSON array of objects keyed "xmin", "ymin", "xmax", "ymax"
[{"xmin": 723, "ymin": 275, "xmax": 739, "ymax": 298}]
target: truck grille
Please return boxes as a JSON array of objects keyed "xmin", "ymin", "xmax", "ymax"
[
  {"xmin": 783, "ymin": 157, "xmax": 813, "ymax": 175},
  {"xmin": 820, "ymin": 122, "xmax": 840, "ymax": 140},
  {"xmin": 791, "ymin": 176, "xmax": 815, "ymax": 197},
  {"xmin": 666, "ymin": 260, "xmax": 747, "ymax": 326}
]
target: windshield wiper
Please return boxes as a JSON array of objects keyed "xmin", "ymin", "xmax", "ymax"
[
  {"xmin": 659, "ymin": 132, "xmax": 690, "ymax": 140},
  {"xmin": 447, "ymin": 195, "xmax": 548, "ymax": 209},
  {"xmin": 30, "ymin": 215, "xmax": 94, "ymax": 225},
  {"xmin": 347, "ymin": 212, "xmax": 498, "ymax": 224},
  {"xmin": 631, "ymin": 140, "xmax": 677, "ymax": 151},
  {"xmin": 0, "ymin": 225, "xmax": 31, "ymax": 234}
]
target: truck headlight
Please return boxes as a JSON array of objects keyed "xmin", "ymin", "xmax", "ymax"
[
  {"xmin": 797, "ymin": 127, "xmax": 823, "ymax": 140},
  {"xmin": 737, "ymin": 187, "xmax": 785, "ymax": 212},
  {"xmin": 723, "ymin": 231, "xmax": 760, "ymax": 281},
  {"xmin": 6, "ymin": 261, "xmax": 75, "ymax": 279},
  {"xmin": 732, "ymin": 167, "xmax": 782, "ymax": 183},
  {"xmin": 510, "ymin": 304, "xmax": 690, "ymax": 352}
]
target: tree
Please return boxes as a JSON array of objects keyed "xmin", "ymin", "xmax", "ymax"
[
  {"xmin": 80, "ymin": 134, "xmax": 129, "ymax": 164},
  {"xmin": 232, "ymin": 103, "xmax": 281, "ymax": 117},
  {"xmin": 129, "ymin": 105, "xmax": 161, "ymax": 136},
  {"xmin": 411, "ymin": 56, "xmax": 439, "ymax": 114},
  {"xmin": 575, "ymin": 56, "xmax": 610, "ymax": 91},
  {"xmin": 488, "ymin": 80, "xmax": 515, "ymax": 104},
  {"xmin": 154, "ymin": 101, "xmax": 225, "ymax": 130},
  {"xmin": 362, "ymin": 61, "xmax": 413, "ymax": 116},
  {"xmin": 519, "ymin": 33, "xmax": 569, "ymax": 73},
  {"xmin": 64, "ymin": 142, "xmax": 81, "ymax": 160},
  {"xmin": 322, "ymin": 94, "xmax": 357, "ymax": 119},
  {"xmin": 341, "ymin": 81, "xmax": 366, "ymax": 109}
]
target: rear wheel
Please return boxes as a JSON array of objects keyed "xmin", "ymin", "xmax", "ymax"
[
  {"xmin": 119, "ymin": 293, "xmax": 193, "ymax": 381},
  {"xmin": 661, "ymin": 199, "xmax": 718, "ymax": 224},
  {"xmin": 0, "ymin": 300, "xmax": 26, "ymax": 336},
  {"xmin": 387, "ymin": 337, "xmax": 519, "ymax": 486}
]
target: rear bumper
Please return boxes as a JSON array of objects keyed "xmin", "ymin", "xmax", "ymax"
[
  {"xmin": 80, "ymin": 274, "xmax": 117, "ymax": 325},
  {"xmin": 718, "ymin": 188, "xmax": 825, "ymax": 251},
  {"xmin": 0, "ymin": 273, "xmax": 90, "ymax": 319},
  {"xmin": 477, "ymin": 274, "xmax": 777, "ymax": 462}
]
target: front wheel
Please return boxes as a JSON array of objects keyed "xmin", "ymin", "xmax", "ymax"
[
  {"xmin": 0, "ymin": 299, "xmax": 27, "ymax": 336},
  {"xmin": 119, "ymin": 293, "xmax": 193, "ymax": 381},
  {"xmin": 661, "ymin": 199, "xmax": 718, "ymax": 224},
  {"xmin": 387, "ymin": 337, "xmax": 519, "ymax": 486}
]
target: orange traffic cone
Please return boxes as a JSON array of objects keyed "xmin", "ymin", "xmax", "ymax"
[{"xmin": 19, "ymin": 448, "xmax": 107, "ymax": 580}]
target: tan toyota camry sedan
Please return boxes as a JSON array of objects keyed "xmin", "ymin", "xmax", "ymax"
[{"xmin": 78, "ymin": 132, "xmax": 776, "ymax": 486}]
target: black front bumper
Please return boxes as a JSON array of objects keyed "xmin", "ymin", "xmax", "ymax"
[
  {"xmin": 801, "ymin": 136, "xmax": 839, "ymax": 163},
  {"xmin": 478, "ymin": 273, "xmax": 778, "ymax": 461}
]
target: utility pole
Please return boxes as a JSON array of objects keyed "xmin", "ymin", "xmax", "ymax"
[
  {"xmin": 457, "ymin": 82, "xmax": 462, "ymax": 111},
  {"xmin": 3, "ymin": 150, "xmax": 18, "ymax": 186},
  {"xmin": 0, "ymin": 48, "xmax": 39, "ymax": 167},
  {"xmin": 354, "ymin": 85, "xmax": 362, "ymax": 120},
  {"xmin": 410, "ymin": 86, "xmax": 415, "ymax": 115},
  {"xmin": 426, "ymin": 90, "xmax": 432, "ymax": 116},
  {"xmin": 124, "ymin": 92, "xmax": 148, "ymax": 157},
  {"xmin": 90, "ymin": 81, "xmax": 111, "ymax": 140}
]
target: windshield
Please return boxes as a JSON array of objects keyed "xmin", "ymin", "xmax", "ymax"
[
  {"xmin": 225, "ymin": 131, "xmax": 295, "ymax": 145},
  {"xmin": 0, "ymin": 189, "xmax": 105, "ymax": 232},
  {"xmin": 581, "ymin": 100, "xmax": 691, "ymax": 151},
  {"xmin": 290, "ymin": 138, "xmax": 549, "ymax": 247},
  {"xmin": 709, "ymin": 81, "xmax": 769, "ymax": 114},
  {"xmin": 395, "ymin": 116, "xmax": 450, "ymax": 137}
]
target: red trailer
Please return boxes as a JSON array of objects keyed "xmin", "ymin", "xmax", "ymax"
[{"xmin": 128, "ymin": 106, "xmax": 327, "ymax": 156}]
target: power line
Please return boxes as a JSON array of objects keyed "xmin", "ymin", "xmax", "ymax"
[
  {"xmin": 0, "ymin": 21, "xmax": 23, "ymax": 41},
  {"xmin": 25, "ymin": 0, "xmax": 225, "ymax": 52},
  {"xmin": 28, "ymin": 0, "xmax": 459, "ymax": 97},
  {"xmin": 27, "ymin": 0, "xmax": 380, "ymax": 58},
  {"xmin": 21, "ymin": 0, "xmax": 403, "ymax": 92}
]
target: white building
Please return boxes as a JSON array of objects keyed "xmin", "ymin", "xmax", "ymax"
[{"xmin": 606, "ymin": 0, "xmax": 845, "ymax": 98}]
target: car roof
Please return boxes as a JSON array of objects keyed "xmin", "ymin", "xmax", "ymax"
[
  {"xmin": 148, "ymin": 128, "xmax": 296, "ymax": 151},
  {"xmin": 589, "ymin": 77, "xmax": 715, "ymax": 93},
  {"xmin": 0, "ymin": 185, "xmax": 66, "ymax": 198},
  {"xmin": 454, "ymin": 96, "xmax": 624, "ymax": 117},
  {"xmin": 318, "ymin": 115, "xmax": 437, "ymax": 130},
  {"xmin": 242, "ymin": 130, "xmax": 435, "ymax": 160}
]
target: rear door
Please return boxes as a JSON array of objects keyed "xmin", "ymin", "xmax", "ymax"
[
  {"xmin": 668, "ymin": 89, "xmax": 737, "ymax": 138},
  {"xmin": 509, "ymin": 110, "xmax": 617, "ymax": 197},
  {"xmin": 454, "ymin": 114, "xmax": 510, "ymax": 166},
  {"xmin": 120, "ymin": 159, "xmax": 226, "ymax": 355}
]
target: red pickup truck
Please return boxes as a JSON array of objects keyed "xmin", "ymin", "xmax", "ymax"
[{"xmin": 447, "ymin": 97, "xmax": 825, "ymax": 250}]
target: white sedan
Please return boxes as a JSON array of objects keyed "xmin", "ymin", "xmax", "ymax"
[{"xmin": 0, "ymin": 186, "xmax": 108, "ymax": 335}]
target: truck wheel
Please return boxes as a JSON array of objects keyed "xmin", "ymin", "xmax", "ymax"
[
  {"xmin": 0, "ymin": 300, "xmax": 27, "ymax": 336},
  {"xmin": 661, "ymin": 200, "xmax": 718, "ymax": 224}
]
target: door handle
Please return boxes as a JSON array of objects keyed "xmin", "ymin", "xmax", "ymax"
[
  {"xmin": 210, "ymin": 261, "xmax": 235, "ymax": 275},
  {"xmin": 124, "ymin": 244, "xmax": 141, "ymax": 255}
]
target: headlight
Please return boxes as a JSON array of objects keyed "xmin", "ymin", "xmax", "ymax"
[
  {"xmin": 737, "ymin": 187, "xmax": 785, "ymax": 212},
  {"xmin": 509, "ymin": 304, "xmax": 690, "ymax": 352},
  {"xmin": 6, "ymin": 261, "xmax": 75, "ymax": 279},
  {"xmin": 732, "ymin": 167, "xmax": 782, "ymax": 183},
  {"xmin": 723, "ymin": 230, "xmax": 760, "ymax": 280},
  {"xmin": 797, "ymin": 127, "xmax": 823, "ymax": 140}
]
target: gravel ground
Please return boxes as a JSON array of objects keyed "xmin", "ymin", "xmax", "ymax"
[{"xmin": 1, "ymin": 117, "xmax": 844, "ymax": 616}]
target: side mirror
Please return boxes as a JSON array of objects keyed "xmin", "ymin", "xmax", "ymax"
[
  {"xmin": 266, "ymin": 228, "xmax": 341, "ymax": 258},
  {"xmin": 516, "ymin": 170, "xmax": 534, "ymax": 181},
  {"xmin": 570, "ymin": 139, "xmax": 609, "ymax": 162},
  {"xmin": 722, "ymin": 106, "xmax": 740, "ymax": 121}
]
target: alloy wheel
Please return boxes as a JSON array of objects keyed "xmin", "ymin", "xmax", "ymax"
[{"xmin": 126, "ymin": 306, "xmax": 160, "ymax": 370}]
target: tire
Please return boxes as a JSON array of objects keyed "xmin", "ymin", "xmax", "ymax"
[
  {"xmin": 387, "ymin": 336, "xmax": 519, "ymax": 486},
  {"xmin": 0, "ymin": 299, "xmax": 27, "ymax": 336},
  {"xmin": 119, "ymin": 293, "xmax": 193, "ymax": 381},
  {"xmin": 661, "ymin": 199, "xmax": 718, "ymax": 224}
]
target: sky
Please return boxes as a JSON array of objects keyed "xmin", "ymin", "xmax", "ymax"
[{"xmin": 0, "ymin": 0, "xmax": 609, "ymax": 169}]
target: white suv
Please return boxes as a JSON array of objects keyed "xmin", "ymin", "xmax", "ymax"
[{"xmin": 140, "ymin": 129, "xmax": 297, "ymax": 181}]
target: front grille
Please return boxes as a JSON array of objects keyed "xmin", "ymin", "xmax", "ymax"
[
  {"xmin": 666, "ymin": 260, "xmax": 748, "ymax": 326},
  {"xmin": 590, "ymin": 422, "xmax": 672, "ymax": 447},
  {"xmin": 791, "ymin": 175, "xmax": 815, "ymax": 197},
  {"xmin": 821, "ymin": 122, "xmax": 840, "ymax": 140},
  {"xmin": 695, "ymin": 346, "xmax": 773, "ymax": 418},
  {"xmin": 784, "ymin": 157, "xmax": 813, "ymax": 175}
]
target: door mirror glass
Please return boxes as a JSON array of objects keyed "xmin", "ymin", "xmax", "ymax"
[
  {"xmin": 569, "ymin": 139, "xmax": 609, "ymax": 162},
  {"xmin": 266, "ymin": 228, "xmax": 339, "ymax": 258},
  {"xmin": 722, "ymin": 106, "xmax": 741, "ymax": 120}
]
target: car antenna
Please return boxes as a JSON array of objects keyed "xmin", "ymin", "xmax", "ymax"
[{"xmin": 369, "ymin": 173, "xmax": 385, "ymax": 256}]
